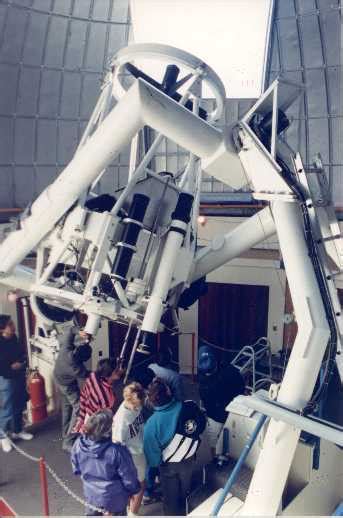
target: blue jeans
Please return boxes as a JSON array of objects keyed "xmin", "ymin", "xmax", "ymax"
[
  {"xmin": 144, "ymin": 466, "xmax": 159, "ymax": 496},
  {"xmin": 0, "ymin": 376, "xmax": 26, "ymax": 438}
]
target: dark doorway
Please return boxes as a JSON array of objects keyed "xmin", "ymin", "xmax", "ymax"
[
  {"xmin": 108, "ymin": 310, "xmax": 179, "ymax": 372},
  {"xmin": 198, "ymin": 282, "xmax": 269, "ymax": 364}
]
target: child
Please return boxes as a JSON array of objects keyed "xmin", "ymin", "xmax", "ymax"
[
  {"xmin": 71, "ymin": 409, "xmax": 140, "ymax": 516},
  {"xmin": 112, "ymin": 382, "xmax": 146, "ymax": 515}
]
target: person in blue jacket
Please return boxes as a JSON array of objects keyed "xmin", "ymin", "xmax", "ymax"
[
  {"xmin": 143, "ymin": 378, "xmax": 206, "ymax": 515},
  {"xmin": 71, "ymin": 409, "xmax": 140, "ymax": 516}
]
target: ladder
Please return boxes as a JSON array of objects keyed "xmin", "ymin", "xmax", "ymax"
[{"xmin": 231, "ymin": 337, "xmax": 273, "ymax": 392}]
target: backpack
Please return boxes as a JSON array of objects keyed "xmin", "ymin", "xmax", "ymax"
[{"xmin": 162, "ymin": 400, "xmax": 206, "ymax": 463}]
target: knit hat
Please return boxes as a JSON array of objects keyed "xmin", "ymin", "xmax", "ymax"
[{"xmin": 198, "ymin": 345, "xmax": 217, "ymax": 375}]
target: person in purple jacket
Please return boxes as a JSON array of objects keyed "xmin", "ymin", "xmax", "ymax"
[{"xmin": 71, "ymin": 409, "xmax": 140, "ymax": 516}]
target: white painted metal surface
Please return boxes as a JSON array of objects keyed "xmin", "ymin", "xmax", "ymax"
[
  {"xmin": 234, "ymin": 394, "xmax": 343, "ymax": 446},
  {"xmin": 241, "ymin": 201, "xmax": 330, "ymax": 516},
  {"xmin": 112, "ymin": 43, "xmax": 226, "ymax": 122},
  {"xmin": 192, "ymin": 206, "xmax": 276, "ymax": 281},
  {"xmin": 0, "ymin": 79, "xmax": 229, "ymax": 276}
]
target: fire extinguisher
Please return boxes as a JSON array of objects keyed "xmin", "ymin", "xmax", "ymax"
[{"xmin": 28, "ymin": 369, "xmax": 48, "ymax": 423}]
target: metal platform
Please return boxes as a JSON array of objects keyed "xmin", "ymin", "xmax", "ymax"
[{"xmin": 187, "ymin": 459, "xmax": 253, "ymax": 513}]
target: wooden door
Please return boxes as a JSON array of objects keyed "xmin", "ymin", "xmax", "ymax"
[{"xmin": 198, "ymin": 282, "xmax": 269, "ymax": 363}]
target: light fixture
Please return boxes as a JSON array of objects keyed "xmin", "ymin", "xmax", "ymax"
[{"xmin": 130, "ymin": 0, "xmax": 274, "ymax": 98}]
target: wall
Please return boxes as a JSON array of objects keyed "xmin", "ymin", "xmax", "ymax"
[{"xmin": 178, "ymin": 214, "xmax": 343, "ymax": 373}]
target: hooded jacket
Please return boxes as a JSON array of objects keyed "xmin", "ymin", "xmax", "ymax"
[
  {"xmin": 143, "ymin": 399, "xmax": 182, "ymax": 468},
  {"xmin": 71, "ymin": 435, "xmax": 140, "ymax": 513},
  {"xmin": 143, "ymin": 399, "xmax": 205, "ymax": 467}
]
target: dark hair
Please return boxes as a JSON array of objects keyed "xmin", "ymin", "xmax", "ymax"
[
  {"xmin": 96, "ymin": 358, "xmax": 116, "ymax": 380},
  {"xmin": 0, "ymin": 314, "xmax": 11, "ymax": 331},
  {"xmin": 148, "ymin": 378, "xmax": 172, "ymax": 407},
  {"xmin": 156, "ymin": 347, "xmax": 172, "ymax": 368},
  {"xmin": 131, "ymin": 366, "xmax": 155, "ymax": 388},
  {"xmin": 73, "ymin": 343, "xmax": 92, "ymax": 363},
  {"xmin": 84, "ymin": 409, "xmax": 113, "ymax": 441}
]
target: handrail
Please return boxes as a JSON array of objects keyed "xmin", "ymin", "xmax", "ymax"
[{"xmin": 211, "ymin": 414, "xmax": 268, "ymax": 516}]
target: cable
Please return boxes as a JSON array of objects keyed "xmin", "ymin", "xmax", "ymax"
[{"xmin": 276, "ymin": 157, "xmax": 338, "ymax": 413}]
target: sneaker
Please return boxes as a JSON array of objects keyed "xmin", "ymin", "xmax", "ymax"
[
  {"xmin": 11, "ymin": 431, "xmax": 33, "ymax": 441},
  {"xmin": 1, "ymin": 438, "xmax": 12, "ymax": 453},
  {"xmin": 142, "ymin": 494, "xmax": 161, "ymax": 505}
]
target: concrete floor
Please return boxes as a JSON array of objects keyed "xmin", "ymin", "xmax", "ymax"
[
  {"xmin": 1, "ymin": 373, "xmax": 341, "ymax": 516},
  {"xmin": 0, "ymin": 376, "xmax": 204, "ymax": 517},
  {"xmin": 0, "ymin": 414, "xmax": 173, "ymax": 516}
]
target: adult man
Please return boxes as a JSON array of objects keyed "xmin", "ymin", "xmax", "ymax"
[
  {"xmin": 143, "ymin": 378, "xmax": 206, "ymax": 515},
  {"xmin": 0, "ymin": 314, "xmax": 33, "ymax": 453},
  {"xmin": 198, "ymin": 345, "xmax": 245, "ymax": 455},
  {"xmin": 53, "ymin": 325, "xmax": 92, "ymax": 452},
  {"xmin": 149, "ymin": 346, "xmax": 185, "ymax": 401}
]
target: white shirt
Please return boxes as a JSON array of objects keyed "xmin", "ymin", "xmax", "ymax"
[{"xmin": 112, "ymin": 402, "xmax": 144, "ymax": 455}]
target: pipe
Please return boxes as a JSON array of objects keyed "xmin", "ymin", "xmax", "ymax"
[
  {"xmin": 200, "ymin": 193, "xmax": 254, "ymax": 203},
  {"xmin": 0, "ymin": 208, "xmax": 22, "ymax": 213},
  {"xmin": 242, "ymin": 201, "xmax": 330, "ymax": 516},
  {"xmin": 124, "ymin": 328, "xmax": 142, "ymax": 384},
  {"xmin": 333, "ymin": 501, "xmax": 343, "ymax": 516},
  {"xmin": 119, "ymin": 322, "xmax": 133, "ymax": 363},
  {"xmin": 234, "ymin": 395, "xmax": 343, "ymax": 447},
  {"xmin": 200, "ymin": 204, "xmax": 265, "ymax": 209},
  {"xmin": 0, "ymin": 79, "xmax": 225, "ymax": 276},
  {"xmin": 211, "ymin": 415, "xmax": 268, "ymax": 516},
  {"xmin": 21, "ymin": 297, "xmax": 33, "ymax": 369},
  {"xmin": 191, "ymin": 332, "xmax": 196, "ymax": 382},
  {"xmin": 191, "ymin": 206, "xmax": 276, "ymax": 282}
]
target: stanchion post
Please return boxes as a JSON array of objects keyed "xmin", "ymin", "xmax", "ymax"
[
  {"xmin": 39, "ymin": 457, "xmax": 50, "ymax": 516},
  {"xmin": 191, "ymin": 332, "xmax": 195, "ymax": 382}
]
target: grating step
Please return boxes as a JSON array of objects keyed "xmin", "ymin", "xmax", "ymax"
[
  {"xmin": 205, "ymin": 459, "xmax": 253, "ymax": 500},
  {"xmin": 187, "ymin": 460, "xmax": 253, "ymax": 514}
]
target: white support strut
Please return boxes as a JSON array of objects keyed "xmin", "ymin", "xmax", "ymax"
[
  {"xmin": 241, "ymin": 201, "xmax": 330, "ymax": 516},
  {"xmin": 0, "ymin": 79, "xmax": 242, "ymax": 276},
  {"xmin": 191, "ymin": 206, "xmax": 276, "ymax": 282}
]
